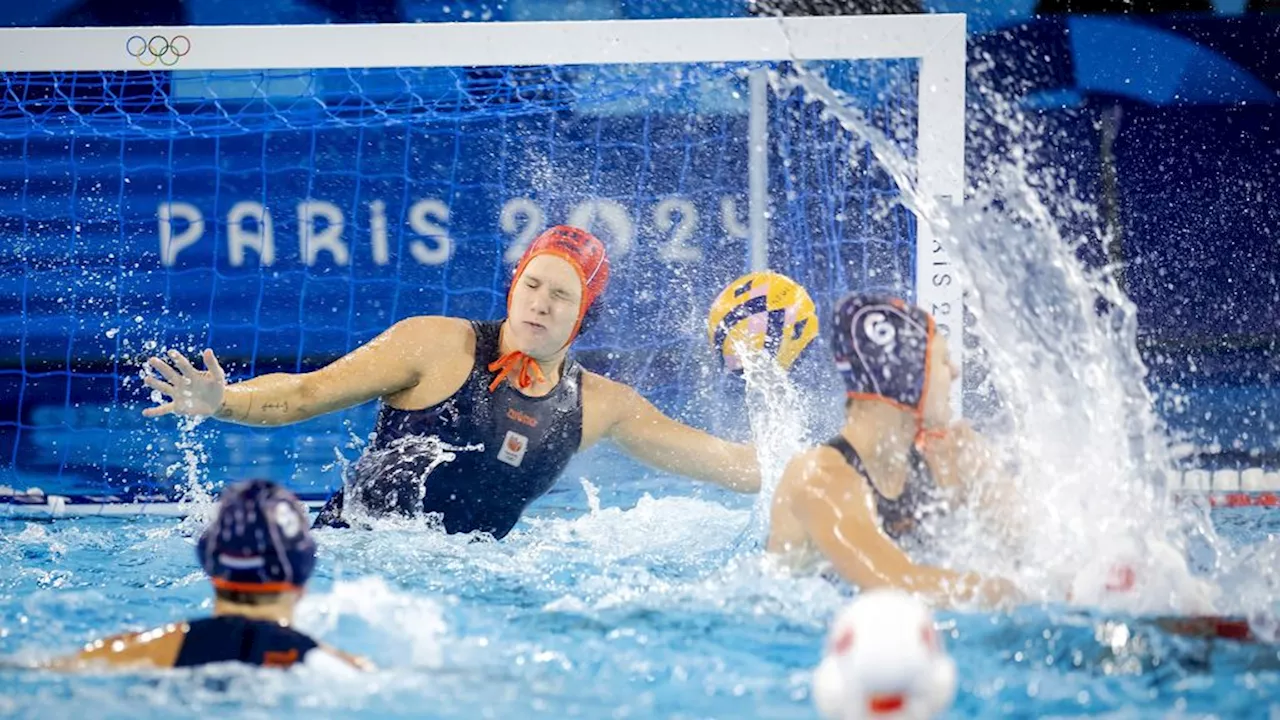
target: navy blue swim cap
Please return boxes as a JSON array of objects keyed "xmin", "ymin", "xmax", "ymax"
[
  {"xmin": 831, "ymin": 293, "xmax": 937, "ymax": 414},
  {"xmin": 196, "ymin": 479, "xmax": 316, "ymax": 593}
]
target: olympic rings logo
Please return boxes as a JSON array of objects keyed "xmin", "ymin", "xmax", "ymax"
[{"xmin": 125, "ymin": 35, "xmax": 191, "ymax": 67}]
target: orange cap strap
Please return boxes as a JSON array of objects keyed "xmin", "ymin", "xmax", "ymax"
[
  {"xmin": 487, "ymin": 350, "xmax": 546, "ymax": 393},
  {"xmin": 914, "ymin": 426, "xmax": 948, "ymax": 450}
]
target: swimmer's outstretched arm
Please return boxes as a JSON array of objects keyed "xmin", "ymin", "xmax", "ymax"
[
  {"xmin": 31, "ymin": 625, "xmax": 373, "ymax": 671},
  {"xmin": 35, "ymin": 624, "xmax": 187, "ymax": 670},
  {"xmin": 30, "ymin": 626, "xmax": 374, "ymax": 672},
  {"xmin": 315, "ymin": 642, "xmax": 378, "ymax": 671},
  {"xmin": 143, "ymin": 317, "xmax": 453, "ymax": 426},
  {"xmin": 585, "ymin": 374, "xmax": 761, "ymax": 493},
  {"xmin": 787, "ymin": 449, "xmax": 1021, "ymax": 610}
]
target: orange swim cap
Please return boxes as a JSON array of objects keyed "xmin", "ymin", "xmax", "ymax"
[
  {"xmin": 507, "ymin": 225, "xmax": 610, "ymax": 347},
  {"xmin": 489, "ymin": 226, "xmax": 611, "ymax": 393}
]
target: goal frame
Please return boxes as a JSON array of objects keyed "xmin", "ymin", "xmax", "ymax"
[{"xmin": 0, "ymin": 13, "xmax": 967, "ymax": 414}]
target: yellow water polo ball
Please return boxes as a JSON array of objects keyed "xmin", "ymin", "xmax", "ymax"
[{"xmin": 707, "ymin": 271, "xmax": 819, "ymax": 373}]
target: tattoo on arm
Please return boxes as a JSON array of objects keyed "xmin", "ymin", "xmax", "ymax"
[{"xmin": 260, "ymin": 400, "xmax": 289, "ymax": 415}]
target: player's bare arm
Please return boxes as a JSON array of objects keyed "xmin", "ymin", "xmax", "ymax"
[
  {"xmin": 142, "ymin": 316, "xmax": 467, "ymax": 426},
  {"xmin": 582, "ymin": 372, "xmax": 761, "ymax": 493},
  {"xmin": 790, "ymin": 447, "xmax": 1017, "ymax": 609}
]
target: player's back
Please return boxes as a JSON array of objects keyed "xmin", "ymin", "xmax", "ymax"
[
  {"xmin": 59, "ymin": 615, "xmax": 332, "ymax": 670},
  {"xmin": 174, "ymin": 616, "xmax": 319, "ymax": 669}
]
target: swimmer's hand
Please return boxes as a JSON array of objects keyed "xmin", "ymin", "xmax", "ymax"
[
  {"xmin": 978, "ymin": 576, "xmax": 1025, "ymax": 611},
  {"xmin": 141, "ymin": 349, "xmax": 226, "ymax": 418},
  {"xmin": 959, "ymin": 573, "xmax": 1024, "ymax": 611}
]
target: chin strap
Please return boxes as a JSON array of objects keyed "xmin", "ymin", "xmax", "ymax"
[
  {"xmin": 913, "ymin": 422, "xmax": 949, "ymax": 451},
  {"xmin": 487, "ymin": 350, "xmax": 546, "ymax": 393}
]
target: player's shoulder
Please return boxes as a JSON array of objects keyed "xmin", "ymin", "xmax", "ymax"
[
  {"xmin": 393, "ymin": 314, "xmax": 472, "ymax": 338},
  {"xmin": 106, "ymin": 621, "xmax": 191, "ymax": 651},
  {"xmin": 788, "ymin": 444, "xmax": 852, "ymax": 476},
  {"xmin": 579, "ymin": 370, "xmax": 648, "ymax": 425},
  {"xmin": 61, "ymin": 621, "xmax": 190, "ymax": 669},
  {"xmin": 579, "ymin": 369, "xmax": 631, "ymax": 401},
  {"xmin": 784, "ymin": 444, "xmax": 864, "ymax": 496},
  {"xmin": 389, "ymin": 316, "xmax": 477, "ymax": 353}
]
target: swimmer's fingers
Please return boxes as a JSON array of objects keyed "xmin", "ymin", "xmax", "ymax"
[
  {"xmin": 167, "ymin": 350, "xmax": 200, "ymax": 378},
  {"xmin": 142, "ymin": 401, "xmax": 176, "ymax": 418},
  {"xmin": 141, "ymin": 373, "xmax": 176, "ymax": 399},
  {"xmin": 202, "ymin": 349, "xmax": 226, "ymax": 384},
  {"xmin": 147, "ymin": 356, "xmax": 182, "ymax": 385}
]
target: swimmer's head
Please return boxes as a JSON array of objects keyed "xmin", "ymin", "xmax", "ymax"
[
  {"xmin": 507, "ymin": 225, "xmax": 610, "ymax": 358},
  {"xmin": 196, "ymin": 479, "xmax": 316, "ymax": 600},
  {"xmin": 831, "ymin": 293, "xmax": 957, "ymax": 430}
]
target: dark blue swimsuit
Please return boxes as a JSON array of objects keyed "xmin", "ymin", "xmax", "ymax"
[
  {"xmin": 824, "ymin": 435, "xmax": 946, "ymax": 547},
  {"xmin": 313, "ymin": 320, "xmax": 584, "ymax": 539},
  {"xmin": 174, "ymin": 617, "xmax": 318, "ymax": 668}
]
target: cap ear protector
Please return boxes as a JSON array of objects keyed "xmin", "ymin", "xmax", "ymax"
[{"xmin": 578, "ymin": 298, "xmax": 603, "ymax": 336}]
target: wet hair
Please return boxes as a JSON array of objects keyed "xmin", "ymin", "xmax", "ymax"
[{"xmin": 214, "ymin": 587, "xmax": 288, "ymax": 606}]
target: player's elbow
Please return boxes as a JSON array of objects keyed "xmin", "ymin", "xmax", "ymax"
[{"xmin": 288, "ymin": 373, "xmax": 328, "ymax": 424}]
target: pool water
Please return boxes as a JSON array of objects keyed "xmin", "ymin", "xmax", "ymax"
[{"xmin": 2, "ymin": 454, "xmax": 1279, "ymax": 719}]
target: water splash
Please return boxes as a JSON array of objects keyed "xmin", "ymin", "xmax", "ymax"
[
  {"xmin": 169, "ymin": 414, "xmax": 218, "ymax": 533},
  {"xmin": 579, "ymin": 477, "xmax": 603, "ymax": 516},
  {"xmin": 296, "ymin": 575, "xmax": 449, "ymax": 668},
  {"xmin": 734, "ymin": 344, "xmax": 816, "ymax": 545},
  {"xmin": 341, "ymin": 434, "xmax": 484, "ymax": 529},
  {"xmin": 767, "ymin": 52, "xmax": 1234, "ymax": 611}
]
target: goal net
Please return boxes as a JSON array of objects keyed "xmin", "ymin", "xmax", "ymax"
[{"xmin": 0, "ymin": 15, "xmax": 966, "ymax": 510}]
